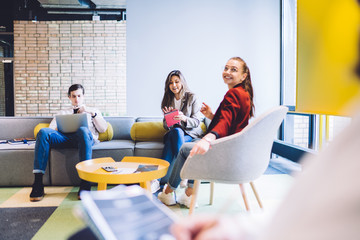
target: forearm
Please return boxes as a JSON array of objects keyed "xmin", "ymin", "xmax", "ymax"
[
  {"xmin": 204, "ymin": 112, "xmax": 215, "ymax": 120},
  {"xmin": 202, "ymin": 133, "xmax": 216, "ymax": 142},
  {"xmin": 92, "ymin": 113, "xmax": 107, "ymax": 133},
  {"xmin": 189, "ymin": 133, "xmax": 216, "ymax": 157}
]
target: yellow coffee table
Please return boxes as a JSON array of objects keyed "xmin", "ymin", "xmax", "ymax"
[{"xmin": 75, "ymin": 156, "xmax": 169, "ymax": 192}]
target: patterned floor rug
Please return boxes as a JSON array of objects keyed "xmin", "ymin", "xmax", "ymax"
[
  {"xmin": 0, "ymin": 159, "xmax": 299, "ymax": 239},
  {"xmin": 0, "ymin": 171, "xmax": 295, "ymax": 240}
]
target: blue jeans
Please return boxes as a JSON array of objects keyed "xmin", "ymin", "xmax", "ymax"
[
  {"xmin": 160, "ymin": 128, "xmax": 193, "ymax": 186},
  {"xmin": 33, "ymin": 127, "xmax": 94, "ymax": 174},
  {"xmin": 168, "ymin": 142, "xmax": 196, "ymax": 190}
]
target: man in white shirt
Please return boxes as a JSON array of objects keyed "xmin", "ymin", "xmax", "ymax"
[{"xmin": 30, "ymin": 84, "xmax": 108, "ymax": 202}]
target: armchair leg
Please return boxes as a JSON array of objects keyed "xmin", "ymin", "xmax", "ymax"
[
  {"xmin": 209, "ymin": 182, "xmax": 214, "ymax": 205},
  {"xmin": 189, "ymin": 180, "xmax": 200, "ymax": 215},
  {"xmin": 239, "ymin": 184, "xmax": 250, "ymax": 211},
  {"xmin": 250, "ymin": 181, "xmax": 263, "ymax": 209}
]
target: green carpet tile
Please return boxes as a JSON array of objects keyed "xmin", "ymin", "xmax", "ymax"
[
  {"xmin": 32, "ymin": 188, "xmax": 86, "ymax": 240},
  {"xmin": 0, "ymin": 174, "xmax": 294, "ymax": 240},
  {"xmin": 0, "ymin": 188, "xmax": 21, "ymax": 205}
]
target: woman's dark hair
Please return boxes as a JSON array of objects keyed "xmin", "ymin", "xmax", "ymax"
[
  {"xmin": 230, "ymin": 57, "xmax": 255, "ymax": 117},
  {"xmin": 68, "ymin": 84, "xmax": 85, "ymax": 96},
  {"xmin": 161, "ymin": 70, "xmax": 189, "ymax": 109}
]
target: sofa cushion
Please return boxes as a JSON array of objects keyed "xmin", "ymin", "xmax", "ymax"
[
  {"xmin": 0, "ymin": 117, "xmax": 52, "ymax": 139},
  {"xmin": 134, "ymin": 141, "xmax": 164, "ymax": 158},
  {"xmin": 104, "ymin": 117, "xmax": 135, "ymax": 140},
  {"xmin": 98, "ymin": 122, "xmax": 114, "ymax": 142},
  {"xmin": 200, "ymin": 122, "xmax": 207, "ymax": 133},
  {"xmin": 130, "ymin": 121, "xmax": 166, "ymax": 142},
  {"xmin": 92, "ymin": 139, "xmax": 134, "ymax": 151},
  {"xmin": 34, "ymin": 123, "xmax": 50, "ymax": 138}
]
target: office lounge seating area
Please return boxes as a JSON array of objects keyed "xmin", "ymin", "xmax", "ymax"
[
  {"xmin": 0, "ymin": 109, "xmax": 304, "ymax": 188},
  {"xmin": 3, "ymin": 0, "xmax": 356, "ymax": 239},
  {"xmin": 0, "ymin": 116, "xmax": 170, "ymax": 186},
  {"xmin": 0, "ymin": 109, "xmax": 305, "ymax": 239}
]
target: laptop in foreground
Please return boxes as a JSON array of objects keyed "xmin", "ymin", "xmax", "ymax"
[{"xmin": 78, "ymin": 185, "xmax": 176, "ymax": 240}]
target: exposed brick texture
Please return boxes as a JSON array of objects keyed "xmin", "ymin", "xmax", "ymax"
[
  {"xmin": 293, "ymin": 115, "xmax": 309, "ymax": 148},
  {"xmin": 13, "ymin": 20, "xmax": 126, "ymax": 116}
]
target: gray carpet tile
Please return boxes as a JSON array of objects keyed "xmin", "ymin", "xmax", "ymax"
[{"xmin": 0, "ymin": 207, "xmax": 57, "ymax": 240}]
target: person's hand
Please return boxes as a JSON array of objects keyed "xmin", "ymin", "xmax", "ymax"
[
  {"xmin": 200, "ymin": 102, "xmax": 214, "ymax": 120},
  {"xmin": 162, "ymin": 106, "xmax": 174, "ymax": 114},
  {"xmin": 189, "ymin": 139, "xmax": 211, "ymax": 157},
  {"xmin": 174, "ymin": 111, "xmax": 187, "ymax": 122},
  {"xmin": 189, "ymin": 133, "xmax": 215, "ymax": 157},
  {"xmin": 171, "ymin": 215, "xmax": 244, "ymax": 240},
  {"xmin": 77, "ymin": 105, "xmax": 96, "ymax": 117}
]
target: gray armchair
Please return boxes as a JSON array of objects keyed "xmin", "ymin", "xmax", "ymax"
[{"xmin": 180, "ymin": 106, "xmax": 288, "ymax": 214}]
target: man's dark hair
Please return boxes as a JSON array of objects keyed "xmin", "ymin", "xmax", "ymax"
[{"xmin": 68, "ymin": 84, "xmax": 85, "ymax": 96}]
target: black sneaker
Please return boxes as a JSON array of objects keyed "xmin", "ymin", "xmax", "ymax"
[
  {"xmin": 77, "ymin": 180, "xmax": 91, "ymax": 200},
  {"xmin": 30, "ymin": 184, "xmax": 44, "ymax": 202}
]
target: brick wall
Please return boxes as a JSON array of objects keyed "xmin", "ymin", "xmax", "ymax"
[
  {"xmin": 293, "ymin": 115, "xmax": 309, "ymax": 148},
  {"xmin": 13, "ymin": 20, "xmax": 126, "ymax": 116}
]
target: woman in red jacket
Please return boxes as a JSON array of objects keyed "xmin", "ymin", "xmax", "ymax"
[{"xmin": 158, "ymin": 57, "xmax": 255, "ymax": 207}]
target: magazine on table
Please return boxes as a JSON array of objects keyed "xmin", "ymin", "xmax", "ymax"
[
  {"xmin": 79, "ymin": 185, "xmax": 177, "ymax": 240},
  {"xmin": 135, "ymin": 164, "xmax": 159, "ymax": 172},
  {"xmin": 7, "ymin": 137, "xmax": 36, "ymax": 145}
]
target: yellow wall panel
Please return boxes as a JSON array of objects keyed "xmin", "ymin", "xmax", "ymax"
[{"xmin": 297, "ymin": 0, "xmax": 360, "ymax": 116}]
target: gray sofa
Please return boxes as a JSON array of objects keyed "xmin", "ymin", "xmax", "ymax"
[{"xmin": 0, "ymin": 116, "xmax": 165, "ymax": 187}]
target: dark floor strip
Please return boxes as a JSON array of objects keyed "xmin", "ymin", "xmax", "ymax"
[{"xmin": 0, "ymin": 207, "xmax": 57, "ymax": 240}]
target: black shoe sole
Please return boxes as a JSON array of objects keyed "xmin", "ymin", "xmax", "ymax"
[{"xmin": 30, "ymin": 195, "xmax": 44, "ymax": 202}]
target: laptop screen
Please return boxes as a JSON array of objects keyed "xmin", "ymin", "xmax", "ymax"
[{"xmin": 56, "ymin": 113, "xmax": 88, "ymax": 133}]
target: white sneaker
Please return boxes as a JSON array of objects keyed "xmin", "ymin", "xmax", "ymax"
[
  {"xmin": 177, "ymin": 192, "xmax": 198, "ymax": 209},
  {"xmin": 180, "ymin": 179, "xmax": 188, "ymax": 188},
  {"xmin": 158, "ymin": 191, "xmax": 176, "ymax": 206},
  {"xmin": 150, "ymin": 180, "xmax": 160, "ymax": 193}
]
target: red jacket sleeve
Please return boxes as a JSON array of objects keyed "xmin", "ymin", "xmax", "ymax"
[{"xmin": 208, "ymin": 86, "xmax": 251, "ymax": 138}]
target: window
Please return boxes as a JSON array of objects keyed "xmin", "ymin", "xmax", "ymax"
[
  {"xmin": 0, "ymin": 32, "xmax": 14, "ymax": 116},
  {"xmin": 281, "ymin": 0, "xmax": 353, "ymax": 150}
]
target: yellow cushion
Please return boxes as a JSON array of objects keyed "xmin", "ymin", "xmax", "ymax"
[
  {"xmin": 130, "ymin": 121, "xmax": 167, "ymax": 142},
  {"xmin": 98, "ymin": 122, "xmax": 114, "ymax": 142},
  {"xmin": 200, "ymin": 122, "xmax": 207, "ymax": 133},
  {"xmin": 34, "ymin": 123, "xmax": 50, "ymax": 138}
]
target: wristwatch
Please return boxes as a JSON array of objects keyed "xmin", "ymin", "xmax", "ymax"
[{"xmin": 91, "ymin": 113, "xmax": 97, "ymax": 119}]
